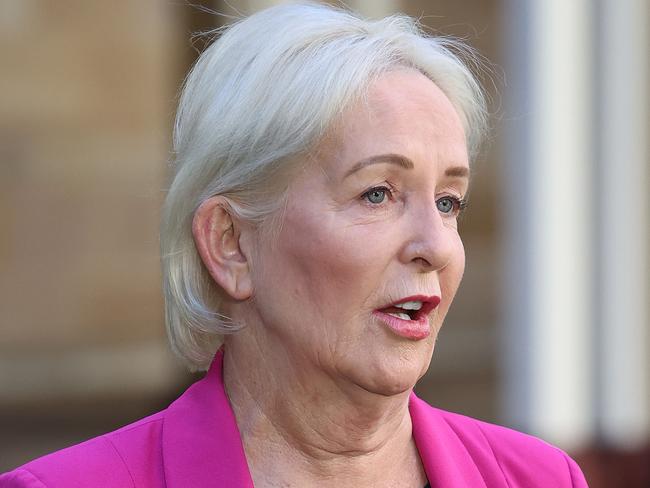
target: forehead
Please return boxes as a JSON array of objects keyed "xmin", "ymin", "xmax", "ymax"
[
  {"xmin": 366, "ymin": 70, "xmax": 464, "ymax": 132},
  {"xmin": 316, "ymin": 69, "xmax": 469, "ymax": 173}
]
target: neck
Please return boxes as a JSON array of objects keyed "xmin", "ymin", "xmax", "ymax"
[{"xmin": 222, "ymin": 335, "xmax": 427, "ymax": 488}]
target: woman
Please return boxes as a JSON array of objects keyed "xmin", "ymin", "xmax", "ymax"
[{"xmin": 1, "ymin": 3, "xmax": 588, "ymax": 487}]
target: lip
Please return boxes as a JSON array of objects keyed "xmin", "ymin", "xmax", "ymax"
[{"xmin": 373, "ymin": 295, "xmax": 441, "ymax": 340}]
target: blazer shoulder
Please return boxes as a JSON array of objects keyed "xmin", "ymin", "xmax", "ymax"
[
  {"xmin": 0, "ymin": 411, "xmax": 166, "ymax": 488},
  {"xmin": 437, "ymin": 408, "xmax": 589, "ymax": 487}
]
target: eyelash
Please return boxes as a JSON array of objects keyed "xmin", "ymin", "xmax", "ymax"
[
  {"xmin": 446, "ymin": 195, "xmax": 468, "ymax": 213},
  {"xmin": 361, "ymin": 186, "xmax": 468, "ymax": 216}
]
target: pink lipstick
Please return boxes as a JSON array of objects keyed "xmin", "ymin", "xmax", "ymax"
[{"xmin": 373, "ymin": 295, "xmax": 441, "ymax": 340}]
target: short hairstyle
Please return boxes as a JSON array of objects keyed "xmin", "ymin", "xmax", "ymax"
[{"xmin": 161, "ymin": 1, "xmax": 488, "ymax": 371}]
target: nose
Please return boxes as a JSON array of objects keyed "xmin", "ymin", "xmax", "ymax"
[{"xmin": 398, "ymin": 201, "xmax": 459, "ymax": 272}]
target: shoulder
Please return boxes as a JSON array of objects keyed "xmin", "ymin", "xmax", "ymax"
[
  {"xmin": 410, "ymin": 396, "xmax": 588, "ymax": 487},
  {"xmin": 444, "ymin": 409, "xmax": 587, "ymax": 486},
  {"xmin": 0, "ymin": 412, "xmax": 166, "ymax": 488}
]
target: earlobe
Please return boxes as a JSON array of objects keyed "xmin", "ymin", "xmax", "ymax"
[{"xmin": 192, "ymin": 196, "xmax": 253, "ymax": 301}]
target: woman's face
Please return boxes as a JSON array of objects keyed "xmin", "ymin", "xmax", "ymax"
[{"xmin": 246, "ymin": 69, "xmax": 470, "ymax": 395}]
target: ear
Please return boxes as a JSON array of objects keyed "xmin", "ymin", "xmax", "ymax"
[{"xmin": 192, "ymin": 196, "xmax": 253, "ymax": 301}]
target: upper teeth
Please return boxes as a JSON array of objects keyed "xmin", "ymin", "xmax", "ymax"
[{"xmin": 394, "ymin": 301, "xmax": 423, "ymax": 311}]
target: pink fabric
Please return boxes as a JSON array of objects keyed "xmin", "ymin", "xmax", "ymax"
[{"xmin": 1, "ymin": 351, "xmax": 588, "ymax": 487}]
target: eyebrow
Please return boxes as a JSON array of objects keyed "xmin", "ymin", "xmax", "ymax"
[
  {"xmin": 343, "ymin": 153, "xmax": 470, "ymax": 179},
  {"xmin": 343, "ymin": 153, "xmax": 413, "ymax": 178},
  {"xmin": 444, "ymin": 166, "xmax": 470, "ymax": 178}
]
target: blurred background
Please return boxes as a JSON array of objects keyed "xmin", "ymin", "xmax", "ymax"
[{"xmin": 0, "ymin": 0, "xmax": 647, "ymax": 486}]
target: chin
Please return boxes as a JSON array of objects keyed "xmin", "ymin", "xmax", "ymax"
[
  {"xmin": 344, "ymin": 348, "xmax": 432, "ymax": 398},
  {"xmin": 362, "ymin": 376, "xmax": 418, "ymax": 397}
]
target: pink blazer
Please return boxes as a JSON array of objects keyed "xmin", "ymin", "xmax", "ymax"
[{"xmin": 1, "ymin": 350, "xmax": 588, "ymax": 487}]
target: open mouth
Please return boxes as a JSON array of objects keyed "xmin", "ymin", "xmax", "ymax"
[
  {"xmin": 377, "ymin": 296, "xmax": 440, "ymax": 322},
  {"xmin": 373, "ymin": 295, "xmax": 440, "ymax": 340},
  {"xmin": 379, "ymin": 302, "xmax": 423, "ymax": 321}
]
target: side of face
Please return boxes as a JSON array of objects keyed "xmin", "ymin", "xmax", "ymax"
[{"xmin": 241, "ymin": 69, "xmax": 470, "ymax": 396}]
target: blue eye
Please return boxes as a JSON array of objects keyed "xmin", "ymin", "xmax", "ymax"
[
  {"xmin": 436, "ymin": 196, "xmax": 465, "ymax": 215},
  {"xmin": 363, "ymin": 187, "xmax": 389, "ymax": 204}
]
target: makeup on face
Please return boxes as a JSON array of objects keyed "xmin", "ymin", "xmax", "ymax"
[
  {"xmin": 373, "ymin": 295, "xmax": 441, "ymax": 340},
  {"xmin": 245, "ymin": 69, "xmax": 470, "ymax": 395}
]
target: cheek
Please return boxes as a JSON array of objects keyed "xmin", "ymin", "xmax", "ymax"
[
  {"xmin": 281, "ymin": 215, "xmax": 378, "ymax": 308},
  {"xmin": 250, "ymin": 208, "xmax": 381, "ymax": 340}
]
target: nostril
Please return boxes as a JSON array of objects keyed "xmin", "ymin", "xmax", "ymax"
[{"xmin": 413, "ymin": 256, "xmax": 433, "ymax": 269}]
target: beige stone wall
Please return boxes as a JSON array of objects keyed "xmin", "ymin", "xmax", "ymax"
[
  {"xmin": 0, "ymin": 0, "xmax": 503, "ymax": 470},
  {"xmin": 0, "ymin": 0, "xmax": 191, "ymax": 467}
]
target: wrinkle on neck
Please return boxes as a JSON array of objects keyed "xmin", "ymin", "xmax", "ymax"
[{"xmin": 222, "ymin": 335, "xmax": 426, "ymax": 487}]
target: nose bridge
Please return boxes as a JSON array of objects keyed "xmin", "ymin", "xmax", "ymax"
[{"xmin": 401, "ymin": 198, "xmax": 454, "ymax": 270}]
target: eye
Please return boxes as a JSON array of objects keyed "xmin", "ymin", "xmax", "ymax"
[
  {"xmin": 362, "ymin": 186, "xmax": 391, "ymax": 205},
  {"xmin": 436, "ymin": 195, "xmax": 466, "ymax": 216}
]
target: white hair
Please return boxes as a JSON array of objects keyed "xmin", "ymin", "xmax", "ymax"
[{"xmin": 161, "ymin": 1, "xmax": 488, "ymax": 371}]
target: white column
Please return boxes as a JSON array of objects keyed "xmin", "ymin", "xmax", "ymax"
[
  {"xmin": 502, "ymin": 0, "xmax": 595, "ymax": 450},
  {"xmin": 596, "ymin": 0, "xmax": 649, "ymax": 449}
]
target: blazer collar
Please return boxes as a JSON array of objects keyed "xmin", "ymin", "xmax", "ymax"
[
  {"xmin": 162, "ymin": 348, "xmax": 254, "ymax": 488},
  {"xmin": 409, "ymin": 393, "xmax": 488, "ymax": 487},
  {"xmin": 162, "ymin": 349, "xmax": 485, "ymax": 488}
]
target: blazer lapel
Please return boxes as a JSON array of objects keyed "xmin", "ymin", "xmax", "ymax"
[
  {"xmin": 410, "ymin": 393, "xmax": 488, "ymax": 488},
  {"xmin": 162, "ymin": 352, "xmax": 488, "ymax": 488},
  {"xmin": 162, "ymin": 349, "xmax": 254, "ymax": 488}
]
